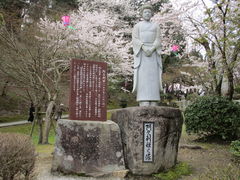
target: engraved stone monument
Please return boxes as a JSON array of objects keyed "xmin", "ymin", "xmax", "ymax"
[
  {"xmin": 52, "ymin": 59, "xmax": 126, "ymax": 177},
  {"xmin": 111, "ymin": 106, "xmax": 183, "ymax": 175}
]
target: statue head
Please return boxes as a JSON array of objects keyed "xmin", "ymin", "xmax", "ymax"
[{"xmin": 140, "ymin": 4, "xmax": 154, "ymax": 21}]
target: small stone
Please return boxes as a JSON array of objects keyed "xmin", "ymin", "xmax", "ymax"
[
  {"xmin": 116, "ymin": 152, "xmax": 122, "ymax": 158},
  {"xmin": 111, "ymin": 170, "xmax": 129, "ymax": 178}
]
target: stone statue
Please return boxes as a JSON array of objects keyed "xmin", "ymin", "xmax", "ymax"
[{"xmin": 132, "ymin": 4, "xmax": 163, "ymax": 106}]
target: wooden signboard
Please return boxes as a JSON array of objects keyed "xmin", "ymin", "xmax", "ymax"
[{"xmin": 69, "ymin": 59, "xmax": 107, "ymax": 121}]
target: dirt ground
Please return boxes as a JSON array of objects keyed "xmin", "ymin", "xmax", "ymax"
[
  {"xmin": 35, "ymin": 134, "xmax": 239, "ymax": 180},
  {"xmin": 178, "ymin": 135, "xmax": 238, "ymax": 180}
]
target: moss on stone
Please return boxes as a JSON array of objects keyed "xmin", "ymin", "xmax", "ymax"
[{"xmin": 153, "ymin": 162, "xmax": 192, "ymax": 180}]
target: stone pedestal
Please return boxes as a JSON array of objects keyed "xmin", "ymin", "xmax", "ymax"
[
  {"xmin": 111, "ymin": 106, "xmax": 183, "ymax": 175},
  {"xmin": 52, "ymin": 119, "xmax": 126, "ymax": 177}
]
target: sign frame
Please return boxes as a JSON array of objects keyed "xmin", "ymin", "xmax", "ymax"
[
  {"xmin": 143, "ymin": 122, "xmax": 154, "ymax": 163},
  {"xmin": 69, "ymin": 59, "xmax": 107, "ymax": 121}
]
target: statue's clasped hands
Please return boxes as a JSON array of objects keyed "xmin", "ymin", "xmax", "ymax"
[{"xmin": 142, "ymin": 45, "xmax": 155, "ymax": 57}]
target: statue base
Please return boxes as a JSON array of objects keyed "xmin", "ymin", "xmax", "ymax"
[{"xmin": 111, "ymin": 106, "xmax": 183, "ymax": 175}]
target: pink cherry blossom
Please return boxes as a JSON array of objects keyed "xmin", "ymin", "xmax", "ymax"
[
  {"xmin": 61, "ymin": 16, "xmax": 70, "ymax": 26},
  {"xmin": 171, "ymin": 45, "xmax": 180, "ymax": 52}
]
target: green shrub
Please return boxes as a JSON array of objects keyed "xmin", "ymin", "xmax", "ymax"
[
  {"xmin": 108, "ymin": 92, "xmax": 137, "ymax": 109},
  {"xmin": 230, "ymin": 140, "xmax": 240, "ymax": 158},
  {"xmin": 184, "ymin": 96, "xmax": 240, "ymax": 140},
  {"xmin": 186, "ymin": 93, "xmax": 199, "ymax": 102},
  {"xmin": 235, "ymin": 85, "xmax": 240, "ymax": 94},
  {"xmin": 0, "ymin": 133, "xmax": 36, "ymax": 180}
]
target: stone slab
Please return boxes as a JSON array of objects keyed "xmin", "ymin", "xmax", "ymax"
[
  {"xmin": 111, "ymin": 106, "xmax": 183, "ymax": 175},
  {"xmin": 52, "ymin": 119, "xmax": 126, "ymax": 177}
]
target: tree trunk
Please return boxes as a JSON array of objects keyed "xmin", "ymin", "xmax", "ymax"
[
  {"xmin": 29, "ymin": 117, "xmax": 35, "ymax": 137},
  {"xmin": 215, "ymin": 76, "xmax": 223, "ymax": 96},
  {"xmin": 42, "ymin": 100, "xmax": 55, "ymax": 144},
  {"xmin": 2, "ymin": 173, "xmax": 14, "ymax": 180},
  {"xmin": 38, "ymin": 117, "xmax": 43, "ymax": 144},
  {"xmin": 165, "ymin": 83, "xmax": 169, "ymax": 93},
  {"xmin": 30, "ymin": 106, "xmax": 41, "ymax": 137},
  {"xmin": 227, "ymin": 70, "xmax": 234, "ymax": 100},
  {"xmin": 1, "ymin": 80, "xmax": 8, "ymax": 96},
  {"xmin": 34, "ymin": 106, "xmax": 43, "ymax": 144}
]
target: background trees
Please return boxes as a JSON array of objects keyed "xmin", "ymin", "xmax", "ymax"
[
  {"xmin": 183, "ymin": 0, "xmax": 240, "ymax": 100},
  {"xmin": 0, "ymin": 24, "xmax": 69, "ymax": 144}
]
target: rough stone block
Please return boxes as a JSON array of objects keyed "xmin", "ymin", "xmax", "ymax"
[
  {"xmin": 52, "ymin": 119, "xmax": 126, "ymax": 177},
  {"xmin": 111, "ymin": 106, "xmax": 183, "ymax": 175}
]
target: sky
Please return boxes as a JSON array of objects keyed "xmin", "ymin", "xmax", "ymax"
[
  {"xmin": 169, "ymin": 0, "xmax": 213, "ymax": 9},
  {"xmin": 169, "ymin": 0, "xmax": 213, "ymax": 18}
]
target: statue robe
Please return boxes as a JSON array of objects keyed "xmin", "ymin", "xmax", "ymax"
[{"xmin": 132, "ymin": 21, "xmax": 163, "ymax": 102}]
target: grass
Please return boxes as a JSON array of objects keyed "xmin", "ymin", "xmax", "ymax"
[
  {"xmin": 107, "ymin": 111, "xmax": 112, "ymax": 120},
  {"xmin": 181, "ymin": 123, "xmax": 187, "ymax": 136},
  {"xmin": 0, "ymin": 114, "xmax": 28, "ymax": 123},
  {"xmin": 153, "ymin": 162, "xmax": 192, "ymax": 180},
  {"xmin": 36, "ymin": 144, "xmax": 54, "ymax": 154},
  {"xmin": 0, "ymin": 123, "xmax": 56, "ymax": 154}
]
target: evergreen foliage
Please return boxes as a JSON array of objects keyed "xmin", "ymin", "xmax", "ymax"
[
  {"xmin": 230, "ymin": 140, "xmax": 240, "ymax": 157},
  {"xmin": 184, "ymin": 96, "xmax": 240, "ymax": 140},
  {"xmin": 0, "ymin": 0, "xmax": 24, "ymax": 9}
]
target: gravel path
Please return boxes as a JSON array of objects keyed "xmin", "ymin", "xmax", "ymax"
[
  {"xmin": 0, "ymin": 120, "xmax": 31, "ymax": 127},
  {"xmin": 0, "ymin": 115, "xmax": 69, "ymax": 128}
]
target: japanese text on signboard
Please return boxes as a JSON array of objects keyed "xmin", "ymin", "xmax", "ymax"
[{"xmin": 69, "ymin": 59, "xmax": 107, "ymax": 121}]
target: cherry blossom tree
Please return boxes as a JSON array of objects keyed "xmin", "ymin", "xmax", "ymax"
[
  {"xmin": 150, "ymin": 2, "xmax": 188, "ymax": 95},
  {"xmin": 38, "ymin": 7, "xmax": 132, "ymax": 74},
  {"xmin": 0, "ymin": 24, "xmax": 69, "ymax": 144},
  {"xmin": 182, "ymin": 0, "xmax": 240, "ymax": 99}
]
